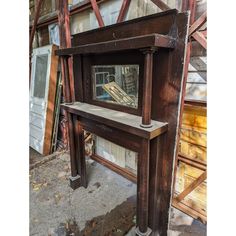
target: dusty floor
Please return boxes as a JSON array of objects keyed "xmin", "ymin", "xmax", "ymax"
[{"xmin": 30, "ymin": 151, "xmax": 206, "ymax": 236}]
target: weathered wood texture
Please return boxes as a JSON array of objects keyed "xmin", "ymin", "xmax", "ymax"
[
  {"xmin": 56, "ymin": 34, "xmax": 175, "ymax": 56},
  {"xmin": 173, "ymin": 163, "xmax": 207, "ymax": 223},
  {"xmin": 72, "ymin": 9, "xmax": 179, "ymax": 46},
  {"xmin": 173, "ymin": 104, "xmax": 207, "ymax": 222},
  {"xmin": 43, "ymin": 45, "xmax": 59, "ymax": 154},
  {"xmin": 61, "ymin": 102, "xmax": 168, "ymax": 140},
  {"xmin": 57, "ymin": 0, "xmax": 79, "ymax": 188},
  {"xmin": 66, "ymin": 10, "xmax": 189, "ymax": 236},
  {"xmin": 147, "ymin": 13, "xmax": 189, "ymax": 236},
  {"xmin": 62, "ymin": 101, "xmax": 166, "ymax": 235}
]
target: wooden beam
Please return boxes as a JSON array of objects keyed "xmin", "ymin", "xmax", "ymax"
[
  {"xmin": 192, "ymin": 31, "xmax": 207, "ymax": 49},
  {"xmin": 178, "ymin": 155, "xmax": 206, "ymax": 171},
  {"xmin": 116, "ymin": 0, "xmax": 131, "ymax": 23},
  {"xmin": 175, "ymin": 171, "xmax": 207, "ymax": 202},
  {"xmin": 151, "ymin": 0, "xmax": 171, "ymax": 11},
  {"xmin": 184, "ymin": 99, "xmax": 207, "ymax": 107},
  {"xmin": 200, "ymin": 30, "xmax": 207, "ymax": 37},
  {"xmin": 90, "ymin": 0, "xmax": 105, "ymax": 27},
  {"xmin": 189, "ymin": 12, "xmax": 207, "ymax": 36},
  {"xmin": 172, "ymin": 199, "xmax": 207, "ymax": 223}
]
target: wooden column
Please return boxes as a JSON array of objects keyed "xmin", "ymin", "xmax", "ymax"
[
  {"xmin": 141, "ymin": 48, "xmax": 156, "ymax": 128},
  {"xmin": 74, "ymin": 117, "xmax": 87, "ymax": 188},
  {"xmin": 68, "ymin": 113, "xmax": 80, "ymax": 189},
  {"xmin": 135, "ymin": 139, "xmax": 152, "ymax": 236},
  {"xmin": 58, "ymin": 0, "xmax": 80, "ymax": 188}
]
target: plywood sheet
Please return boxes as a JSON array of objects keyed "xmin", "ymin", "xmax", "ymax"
[{"xmin": 175, "ymin": 162, "xmax": 207, "ymax": 214}]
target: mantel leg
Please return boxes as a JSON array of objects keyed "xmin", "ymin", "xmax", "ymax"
[
  {"xmin": 68, "ymin": 113, "xmax": 81, "ymax": 189},
  {"xmin": 76, "ymin": 119, "xmax": 87, "ymax": 188},
  {"xmin": 136, "ymin": 139, "xmax": 152, "ymax": 236}
]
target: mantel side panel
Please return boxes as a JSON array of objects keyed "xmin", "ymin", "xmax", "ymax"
[{"xmin": 149, "ymin": 12, "xmax": 190, "ymax": 236}]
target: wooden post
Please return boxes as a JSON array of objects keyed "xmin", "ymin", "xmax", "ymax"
[
  {"xmin": 135, "ymin": 139, "xmax": 152, "ymax": 236},
  {"xmin": 140, "ymin": 48, "xmax": 156, "ymax": 128},
  {"xmin": 74, "ymin": 116, "xmax": 87, "ymax": 188},
  {"xmin": 58, "ymin": 0, "xmax": 80, "ymax": 188}
]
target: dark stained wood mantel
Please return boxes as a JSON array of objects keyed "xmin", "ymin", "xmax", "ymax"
[
  {"xmin": 55, "ymin": 33, "xmax": 176, "ymax": 56},
  {"xmin": 58, "ymin": 10, "xmax": 190, "ymax": 236},
  {"xmin": 62, "ymin": 102, "xmax": 168, "ymax": 236},
  {"xmin": 62, "ymin": 102, "xmax": 168, "ymax": 140}
]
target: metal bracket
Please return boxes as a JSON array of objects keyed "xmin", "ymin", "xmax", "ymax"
[
  {"xmin": 69, "ymin": 175, "xmax": 81, "ymax": 190},
  {"xmin": 140, "ymin": 123, "xmax": 153, "ymax": 128},
  {"xmin": 135, "ymin": 227, "xmax": 152, "ymax": 236}
]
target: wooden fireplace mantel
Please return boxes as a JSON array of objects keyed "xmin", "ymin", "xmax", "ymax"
[
  {"xmin": 58, "ymin": 9, "xmax": 190, "ymax": 236},
  {"xmin": 62, "ymin": 101, "xmax": 168, "ymax": 236}
]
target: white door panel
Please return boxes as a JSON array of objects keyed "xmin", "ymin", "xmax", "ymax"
[{"xmin": 29, "ymin": 45, "xmax": 53, "ymax": 154}]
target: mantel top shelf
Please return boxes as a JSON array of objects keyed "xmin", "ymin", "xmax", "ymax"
[
  {"xmin": 55, "ymin": 33, "xmax": 175, "ymax": 56},
  {"xmin": 61, "ymin": 102, "xmax": 168, "ymax": 140}
]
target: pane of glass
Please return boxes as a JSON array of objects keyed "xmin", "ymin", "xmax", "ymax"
[
  {"xmin": 92, "ymin": 65, "xmax": 139, "ymax": 109},
  {"xmin": 33, "ymin": 54, "xmax": 48, "ymax": 98}
]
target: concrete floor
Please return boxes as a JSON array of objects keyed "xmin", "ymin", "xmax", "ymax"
[{"xmin": 30, "ymin": 151, "xmax": 206, "ymax": 236}]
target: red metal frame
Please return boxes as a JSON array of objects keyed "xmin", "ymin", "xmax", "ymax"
[
  {"xmin": 116, "ymin": 0, "xmax": 131, "ymax": 23},
  {"xmin": 90, "ymin": 0, "xmax": 105, "ymax": 27}
]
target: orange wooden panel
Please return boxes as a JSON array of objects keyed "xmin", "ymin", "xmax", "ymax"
[{"xmin": 174, "ymin": 162, "xmax": 207, "ymax": 217}]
